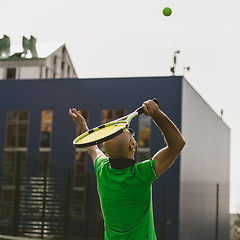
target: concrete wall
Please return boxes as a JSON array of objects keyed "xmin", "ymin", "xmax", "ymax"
[
  {"xmin": 0, "ymin": 68, "xmax": 4, "ymax": 79},
  {"xmin": 45, "ymin": 46, "xmax": 77, "ymax": 79},
  {"xmin": 19, "ymin": 66, "xmax": 40, "ymax": 79},
  {"xmin": 0, "ymin": 45, "xmax": 77, "ymax": 80},
  {"xmin": 180, "ymin": 79, "xmax": 230, "ymax": 240},
  {"xmin": 0, "ymin": 60, "xmax": 44, "ymax": 80}
]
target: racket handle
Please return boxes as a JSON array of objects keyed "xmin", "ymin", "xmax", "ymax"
[{"xmin": 136, "ymin": 98, "xmax": 159, "ymax": 115}]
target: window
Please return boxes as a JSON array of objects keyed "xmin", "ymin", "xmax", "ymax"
[
  {"xmin": 45, "ymin": 67, "xmax": 49, "ymax": 78},
  {"xmin": 74, "ymin": 151, "xmax": 87, "ymax": 187},
  {"xmin": 6, "ymin": 68, "xmax": 16, "ymax": 79},
  {"xmin": 0, "ymin": 189, "xmax": 14, "ymax": 218},
  {"xmin": 38, "ymin": 151, "xmax": 50, "ymax": 177},
  {"xmin": 67, "ymin": 65, "xmax": 70, "ymax": 77},
  {"xmin": 39, "ymin": 110, "xmax": 53, "ymax": 177},
  {"xmin": 72, "ymin": 110, "xmax": 89, "ymax": 219},
  {"xmin": 53, "ymin": 56, "xmax": 57, "ymax": 76},
  {"xmin": 100, "ymin": 109, "xmax": 126, "ymax": 153},
  {"xmin": 4, "ymin": 110, "xmax": 29, "ymax": 185},
  {"xmin": 5, "ymin": 110, "xmax": 29, "ymax": 148},
  {"xmin": 62, "ymin": 47, "xmax": 66, "ymax": 58},
  {"xmin": 1, "ymin": 110, "xmax": 29, "ymax": 217},
  {"xmin": 2, "ymin": 151, "xmax": 26, "ymax": 185},
  {"xmin": 101, "ymin": 109, "xmax": 125, "ymax": 124},
  {"xmin": 40, "ymin": 110, "xmax": 53, "ymax": 148},
  {"xmin": 72, "ymin": 190, "xmax": 84, "ymax": 218},
  {"xmin": 76, "ymin": 110, "xmax": 89, "ymax": 136},
  {"xmin": 54, "ymin": 56, "xmax": 57, "ymax": 65},
  {"xmin": 138, "ymin": 114, "xmax": 151, "ymax": 162}
]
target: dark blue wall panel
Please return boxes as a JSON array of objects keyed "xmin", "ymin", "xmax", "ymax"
[{"xmin": 0, "ymin": 76, "xmax": 183, "ymax": 239}]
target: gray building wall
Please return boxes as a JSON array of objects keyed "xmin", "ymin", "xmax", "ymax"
[
  {"xmin": 180, "ymin": 79, "xmax": 230, "ymax": 240},
  {"xmin": 0, "ymin": 77, "xmax": 230, "ymax": 239}
]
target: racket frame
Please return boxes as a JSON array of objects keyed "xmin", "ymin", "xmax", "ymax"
[
  {"xmin": 73, "ymin": 98, "xmax": 158, "ymax": 148},
  {"xmin": 73, "ymin": 112, "xmax": 138, "ymax": 148}
]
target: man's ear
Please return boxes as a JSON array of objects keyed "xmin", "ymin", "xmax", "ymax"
[{"xmin": 129, "ymin": 144, "xmax": 135, "ymax": 151}]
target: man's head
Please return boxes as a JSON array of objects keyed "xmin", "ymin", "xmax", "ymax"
[{"xmin": 103, "ymin": 129, "xmax": 138, "ymax": 159}]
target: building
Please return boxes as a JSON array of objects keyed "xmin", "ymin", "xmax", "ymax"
[
  {"xmin": 0, "ymin": 35, "xmax": 77, "ymax": 80},
  {"xmin": 0, "ymin": 77, "xmax": 230, "ymax": 239},
  {"xmin": 230, "ymin": 214, "xmax": 240, "ymax": 240}
]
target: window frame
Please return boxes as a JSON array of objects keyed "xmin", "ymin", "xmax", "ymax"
[
  {"xmin": 5, "ymin": 110, "xmax": 30, "ymax": 150},
  {"xmin": 38, "ymin": 110, "xmax": 53, "ymax": 177},
  {"xmin": 72, "ymin": 109, "xmax": 89, "ymax": 219},
  {"xmin": 6, "ymin": 68, "xmax": 17, "ymax": 79},
  {"xmin": 137, "ymin": 114, "xmax": 151, "ymax": 162}
]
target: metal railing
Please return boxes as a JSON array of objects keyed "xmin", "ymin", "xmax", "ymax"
[{"xmin": 0, "ymin": 146, "xmax": 104, "ymax": 240}]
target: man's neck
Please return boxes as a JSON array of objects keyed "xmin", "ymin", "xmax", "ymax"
[
  {"xmin": 109, "ymin": 158, "xmax": 137, "ymax": 169},
  {"xmin": 109, "ymin": 154, "xmax": 135, "ymax": 160}
]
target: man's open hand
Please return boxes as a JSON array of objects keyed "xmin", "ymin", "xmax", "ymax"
[{"xmin": 69, "ymin": 108, "xmax": 89, "ymax": 132}]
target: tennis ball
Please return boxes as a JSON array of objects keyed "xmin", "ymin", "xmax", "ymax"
[{"xmin": 163, "ymin": 7, "xmax": 172, "ymax": 17}]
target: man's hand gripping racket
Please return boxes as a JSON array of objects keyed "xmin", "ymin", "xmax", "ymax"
[{"xmin": 71, "ymin": 98, "xmax": 158, "ymax": 148}]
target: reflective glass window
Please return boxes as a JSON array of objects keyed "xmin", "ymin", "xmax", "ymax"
[
  {"xmin": 138, "ymin": 114, "xmax": 151, "ymax": 162},
  {"xmin": 5, "ymin": 111, "xmax": 29, "ymax": 148},
  {"xmin": 40, "ymin": 110, "xmax": 53, "ymax": 148}
]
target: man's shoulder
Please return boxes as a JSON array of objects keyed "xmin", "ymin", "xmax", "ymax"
[
  {"xmin": 133, "ymin": 158, "xmax": 157, "ymax": 183},
  {"xmin": 135, "ymin": 158, "xmax": 155, "ymax": 168},
  {"xmin": 94, "ymin": 155, "xmax": 109, "ymax": 172}
]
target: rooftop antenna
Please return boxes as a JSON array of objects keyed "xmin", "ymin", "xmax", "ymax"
[
  {"xmin": 183, "ymin": 66, "xmax": 191, "ymax": 77},
  {"xmin": 170, "ymin": 50, "xmax": 180, "ymax": 76},
  {"xmin": 220, "ymin": 109, "xmax": 224, "ymax": 119}
]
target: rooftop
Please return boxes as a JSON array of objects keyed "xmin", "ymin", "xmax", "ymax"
[{"xmin": 0, "ymin": 35, "xmax": 65, "ymax": 61}]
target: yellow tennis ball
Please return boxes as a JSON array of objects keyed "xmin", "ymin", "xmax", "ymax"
[{"xmin": 163, "ymin": 7, "xmax": 172, "ymax": 17}]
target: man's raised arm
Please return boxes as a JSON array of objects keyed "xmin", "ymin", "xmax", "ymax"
[
  {"xmin": 142, "ymin": 100, "xmax": 185, "ymax": 177},
  {"xmin": 69, "ymin": 108, "xmax": 105, "ymax": 165}
]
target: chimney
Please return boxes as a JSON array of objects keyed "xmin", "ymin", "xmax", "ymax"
[
  {"xmin": 22, "ymin": 36, "xmax": 38, "ymax": 58},
  {"xmin": 0, "ymin": 35, "xmax": 10, "ymax": 58}
]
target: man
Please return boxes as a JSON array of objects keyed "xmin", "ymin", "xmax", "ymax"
[{"xmin": 69, "ymin": 99, "xmax": 185, "ymax": 239}]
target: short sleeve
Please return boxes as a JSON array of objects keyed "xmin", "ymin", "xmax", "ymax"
[
  {"xmin": 94, "ymin": 155, "xmax": 109, "ymax": 177},
  {"xmin": 135, "ymin": 158, "xmax": 158, "ymax": 185}
]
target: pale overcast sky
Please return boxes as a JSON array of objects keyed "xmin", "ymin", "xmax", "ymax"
[{"xmin": 1, "ymin": 0, "xmax": 240, "ymax": 213}]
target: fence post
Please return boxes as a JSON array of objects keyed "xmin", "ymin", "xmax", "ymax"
[
  {"xmin": 13, "ymin": 157, "xmax": 21, "ymax": 236},
  {"xmin": 162, "ymin": 182, "xmax": 167, "ymax": 240},
  {"xmin": 85, "ymin": 174, "xmax": 90, "ymax": 240},
  {"xmin": 215, "ymin": 183, "xmax": 219, "ymax": 240},
  {"xmin": 64, "ymin": 168, "xmax": 72, "ymax": 240},
  {"xmin": 41, "ymin": 159, "xmax": 48, "ymax": 239}
]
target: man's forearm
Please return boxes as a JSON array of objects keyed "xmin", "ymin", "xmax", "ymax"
[
  {"xmin": 69, "ymin": 108, "xmax": 104, "ymax": 162},
  {"xmin": 77, "ymin": 121, "xmax": 89, "ymax": 133},
  {"xmin": 151, "ymin": 109, "xmax": 185, "ymax": 153},
  {"xmin": 77, "ymin": 122, "xmax": 103, "ymax": 160}
]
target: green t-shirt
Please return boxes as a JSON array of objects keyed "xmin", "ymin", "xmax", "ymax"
[{"xmin": 94, "ymin": 155, "xmax": 158, "ymax": 240}]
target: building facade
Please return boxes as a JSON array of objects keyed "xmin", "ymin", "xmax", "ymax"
[
  {"xmin": 0, "ymin": 35, "xmax": 77, "ymax": 80},
  {"xmin": 0, "ymin": 77, "xmax": 230, "ymax": 239}
]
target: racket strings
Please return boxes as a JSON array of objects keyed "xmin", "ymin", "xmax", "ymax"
[{"xmin": 77, "ymin": 123, "xmax": 126, "ymax": 144}]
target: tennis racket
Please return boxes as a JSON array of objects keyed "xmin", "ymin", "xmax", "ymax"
[{"xmin": 73, "ymin": 98, "xmax": 158, "ymax": 148}]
